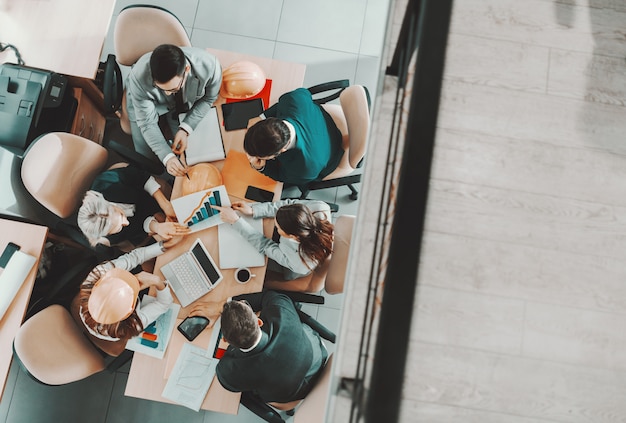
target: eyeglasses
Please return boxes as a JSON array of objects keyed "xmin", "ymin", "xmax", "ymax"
[{"xmin": 155, "ymin": 71, "xmax": 186, "ymax": 94}]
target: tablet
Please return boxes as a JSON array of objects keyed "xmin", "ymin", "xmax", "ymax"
[{"xmin": 221, "ymin": 98, "xmax": 264, "ymax": 131}]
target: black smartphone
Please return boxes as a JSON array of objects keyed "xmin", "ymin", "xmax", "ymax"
[
  {"xmin": 245, "ymin": 185, "xmax": 274, "ymax": 203},
  {"xmin": 0, "ymin": 242, "xmax": 20, "ymax": 269},
  {"xmin": 177, "ymin": 316, "xmax": 210, "ymax": 342}
]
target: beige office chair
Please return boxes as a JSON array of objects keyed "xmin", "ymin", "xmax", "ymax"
[
  {"xmin": 264, "ymin": 215, "xmax": 355, "ymax": 294},
  {"xmin": 113, "ymin": 4, "xmax": 192, "ymax": 134},
  {"xmin": 13, "ymin": 304, "xmax": 106, "ymax": 385},
  {"xmin": 21, "ymin": 132, "xmax": 168, "ymax": 253},
  {"xmin": 241, "ymin": 353, "xmax": 335, "ymax": 423},
  {"xmin": 14, "ymin": 254, "xmax": 135, "ymax": 385},
  {"xmin": 21, "ymin": 132, "xmax": 108, "ymax": 219},
  {"xmin": 270, "ymin": 355, "xmax": 335, "ymax": 422},
  {"xmin": 297, "ymin": 82, "xmax": 371, "ymax": 205}
]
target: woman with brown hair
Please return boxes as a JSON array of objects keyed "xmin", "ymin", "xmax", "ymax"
[
  {"xmin": 74, "ymin": 242, "xmax": 172, "ymax": 353},
  {"xmin": 214, "ymin": 199, "xmax": 333, "ymax": 280}
]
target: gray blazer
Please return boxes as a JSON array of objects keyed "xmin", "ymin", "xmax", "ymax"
[{"xmin": 126, "ymin": 47, "xmax": 222, "ymax": 161}]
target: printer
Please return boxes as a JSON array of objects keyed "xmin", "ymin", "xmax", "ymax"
[{"xmin": 0, "ymin": 63, "xmax": 76, "ymax": 155}]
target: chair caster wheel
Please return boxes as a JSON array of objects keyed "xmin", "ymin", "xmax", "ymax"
[{"xmin": 349, "ymin": 193, "xmax": 358, "ymax": 201}]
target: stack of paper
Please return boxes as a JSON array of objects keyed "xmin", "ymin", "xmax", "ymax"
[{"xmin": 183, "ymin": 107, "xmax": 225, "ymax": 166}]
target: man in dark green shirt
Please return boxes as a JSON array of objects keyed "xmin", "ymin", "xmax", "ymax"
[{"xmin": 243, "ymin": 88, "xmax": 343, "ymax": 187}]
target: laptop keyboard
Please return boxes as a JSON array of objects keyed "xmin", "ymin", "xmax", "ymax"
[{"xmin": 168, "ymin": 255, "xmax": 210, "ymax": 299}]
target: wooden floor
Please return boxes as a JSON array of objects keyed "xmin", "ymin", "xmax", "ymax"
[{"xmin": 403, "ymin": 0, "xmax": 626, "ymax": 421}]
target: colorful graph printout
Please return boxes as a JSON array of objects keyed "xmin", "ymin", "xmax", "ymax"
[
  {"xmin": 171, "ymin": 185, "xmax": 231, "ymax": 233},
  {"xmin": 126, "ymin": 303, "xmax": 180, "ymax": 359}
]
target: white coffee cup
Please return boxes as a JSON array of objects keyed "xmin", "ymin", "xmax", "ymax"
[{"xmin": 235, "ymin": 267, "xmax": 256, "ymax": 284}]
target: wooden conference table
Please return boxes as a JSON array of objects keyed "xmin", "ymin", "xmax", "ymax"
[
  {"xmin": 0, "ymin": 219, "xmax": 47, "ymax": 399},
  {"xmin": 0, "ymin": 0, "xmax": 115, "ymax": 79},
  {"xmin": 125, "ymin": 49, "xmax": 306, "ymax": 414}
]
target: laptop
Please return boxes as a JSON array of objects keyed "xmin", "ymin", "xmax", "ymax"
[{"xmin": 160, "ymin": 238, "xmax": 223, "ymax": 307}]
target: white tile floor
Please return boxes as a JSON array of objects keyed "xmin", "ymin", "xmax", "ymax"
[{"xmin": 0, "ymin": 1, "xmax": 389, "ymax": 422}]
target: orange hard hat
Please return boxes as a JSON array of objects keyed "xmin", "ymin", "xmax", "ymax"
[
  {"xmin": 181, "ymin": 163, "xmax": 223, "ymax": 196},
  {"xmin": 88, "ymin": 267, "xmax": 140, "ymax": 324},
  {"xmin": 220, "ymin": 61, "xmax": 266, "ymax": 99}
]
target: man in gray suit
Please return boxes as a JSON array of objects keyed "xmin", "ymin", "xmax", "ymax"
[{"xmin": 125, "ymin": 44, "xmax": 222, "ymax": 176}]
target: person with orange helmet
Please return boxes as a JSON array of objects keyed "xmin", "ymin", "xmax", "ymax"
[{"xmin": 75, "ymin": 242, "xmax": 172, "ymax": 349}]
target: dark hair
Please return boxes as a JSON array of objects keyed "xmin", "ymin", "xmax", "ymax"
[
  {"xmin": 221, "ymin": 300, "xmax": 259, "ymax": 349},
  {"xmin": 243, "ymin": 118, "xmax": 291, "ymax": 158},
  {"xmin": 276, "ymin": 204, "xmax": 334, "ymax": 269},
  {"xmin": 78, "ymin": 264, "xmax": 143, "ymax": 340},
  {"xmin": 150, "ymin": 44, "xmax": 186, "ymax": 83}
]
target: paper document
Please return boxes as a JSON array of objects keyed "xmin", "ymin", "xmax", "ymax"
[
  {"xmin": 162, "ymin": 342, "xmax": 218, "ymax": 411},
  {"xmin": 182, "ymin": 107, "xmax": 225, "ymax": 165},
  {"xmin": 0, "ymin": 251, "xmax": 37, "ymax": 320},
  {"xmin": 218, "ymin": 216, "xmax": 265, "ymax": 269},
  {"xmin": 125, "ymin": 303, "xmax": 180, "ymax": 359},
  {"xmin": 171, "ymin": 185, "xmax": 231, "ymax": 233}
]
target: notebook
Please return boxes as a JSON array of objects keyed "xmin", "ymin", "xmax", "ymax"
[
  {"xmin": 160, "ymin": 238, "xmax": 223, "ymax": 307},
  {"xmin": 180, "ymin": 107, "xmax": 225, "ymax": 165},
  {"xmin": 217, "ymin": 215, "xmax": 266, "ymax": 269}
]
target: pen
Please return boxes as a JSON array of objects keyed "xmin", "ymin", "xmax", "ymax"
[
  {"xmin": 168, "ymin": 139, "xmax": 190, "ymax": 180},
  {"xmin": 182, "ymin": 151, "xmax": 190, "ymax": 180},
  {"xmin": 177, "ymin": 155, "xmax": 190, "ymax": 180}
]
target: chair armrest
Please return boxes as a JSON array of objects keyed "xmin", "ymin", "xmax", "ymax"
[
  {"xmin": 101, "ymin": 54, "xmax": 123, "ymax": 115},
  {"xmin": 308, "ymin": 79, "xmax": 350, "ymax": 105},
  {"xmin": 274, "ymin": 290, "xmax": 325, "ymax": 305},
  {"xmin": 297, "ymin": 309, "xmax": 336, "ymax": 344},
  {"xmin": 240, "ymin": 391, "xmax": 286, "ymax": 423},
  {"xmin": 106, "ymin": 140, "xmax": 165, "ymax": 175}
]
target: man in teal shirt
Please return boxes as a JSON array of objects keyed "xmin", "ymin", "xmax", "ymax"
[{"xmin": 243, "ymin": 88, "xmax": 343, "ymax": 187}]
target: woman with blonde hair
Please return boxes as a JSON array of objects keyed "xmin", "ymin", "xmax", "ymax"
[{"xmin": 77, "ymin": 166, "xmax": 189, "ymax": 251}]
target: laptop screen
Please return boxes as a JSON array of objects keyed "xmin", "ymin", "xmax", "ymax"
[{"xmin": 192, "ymin": 242, "xmax": 221, "ymax": 284}]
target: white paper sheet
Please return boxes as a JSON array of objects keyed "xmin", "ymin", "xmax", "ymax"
[
  {"xmin": 181, "ymin": 107, "xmax": 225, "ymax": 166},
  {"xmin": 0, "ymin": 251, "xmax": 36, "ymax": 320},
  {"xmin": 161, "ymin": 342, "xmax": 217, "ymax": 411}
]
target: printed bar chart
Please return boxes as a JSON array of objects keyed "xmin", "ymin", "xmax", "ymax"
[
  {"xmin": 172, "ymin": 185, "xmax": 231, "ymax": 234},
  {"xmin": 184, "ymin": 190, "xmax": 222, "ymax": 227}
]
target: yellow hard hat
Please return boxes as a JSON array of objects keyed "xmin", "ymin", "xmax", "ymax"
[
  {"xmin": 220, "ymin": 61, "xmax": 266, "ymax": 99},
  {"xmin": 88, "ymin": 267, "xmax": 140, "ymax": 324}
]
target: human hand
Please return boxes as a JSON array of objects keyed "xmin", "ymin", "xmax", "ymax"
[
  {"xmin": 231, "ymin": 201, "xmax": 253, "ymax": 216},
  {"xmin": 163, "ymin": 235, "xmax": 184, "ymax": 248},
  {"xmin": 188, "ymin": 301, "xmax": 223, "ymax": 327},
  {"xmin": 172, "ymin": 130, "xmax": 188, "ymax": 155},
  {"xmin": 165, "ymin": 156, "xmax": 187, "ymax": 177},
  {"xmin": 155, "ymin": 221, "xmax": 191, "ymax": 240},
  {"xmin": 161, "ymin": 200, "xmax": 177, "ymax": 221},
  {"xmin": 136, "ymin": 271, "xmax": 166, "ymax": 290},
  {"xmin": 211, "ymin": 205, "xmax": 240, "ymax": 224},
  {"xmin": 246, "ymin": 154, "xmax": 266, "ymax": 171},
  {"xmin": 247, "ymin": 116, "xmax": 262, "ymax": 129}
]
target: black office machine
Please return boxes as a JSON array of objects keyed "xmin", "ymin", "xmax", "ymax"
[{"xmin": 0, "ymin": 63, "xmax": 75, "ymax": 154}]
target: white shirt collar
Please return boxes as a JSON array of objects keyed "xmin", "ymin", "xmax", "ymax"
[{"xmin": 239, "ymin": 328, "xmax": 263, "ymax": 353}]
